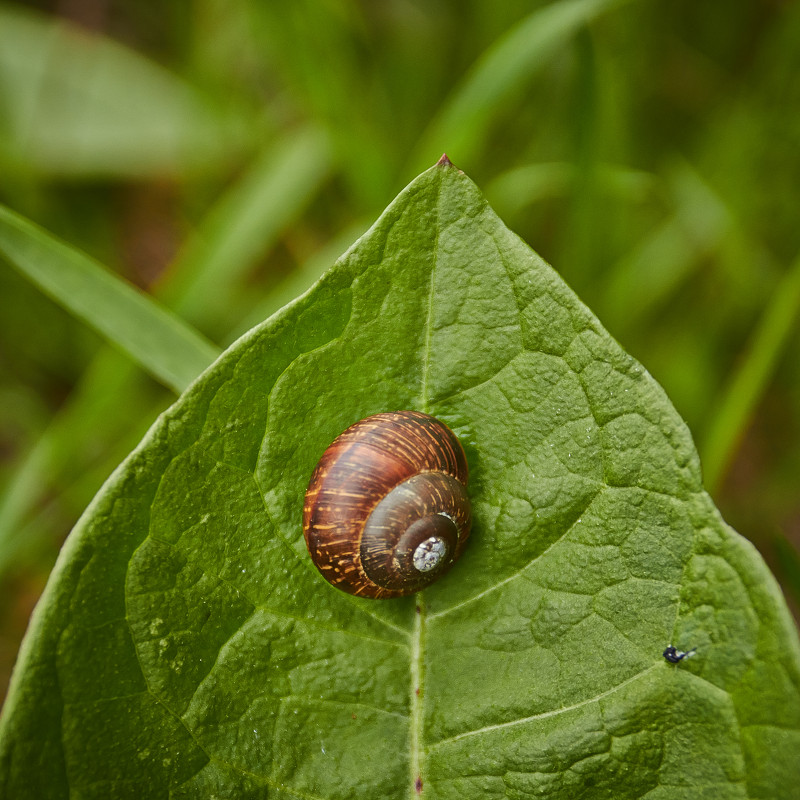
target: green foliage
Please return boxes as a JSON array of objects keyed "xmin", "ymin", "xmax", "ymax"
[
  {"xmin": 702, "ymin": 251, "xmax": 800, "ymax": 493},
  {"xmin": 411, "ymin": 0, "xmax": 625, "ymax": 169},
  {"xmin": 0, "ymin": 205, "xmax": 220, "ymax": 394},
  {"xmin": 0, "ymin": 4, "xmax": 234, "ymax": 178},
  {"xmin": 2, "ymin": 2, "xmax": 800, "ymax": 793},
  {"xmin": 2, "ymin": 0, "xmax": 800, "ymax": 617},
  {"xmin": 1, "ymin": 161, "xmax": 798, "ymax": 798}
]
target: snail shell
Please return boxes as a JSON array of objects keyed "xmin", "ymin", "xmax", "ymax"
[{"xmin": 303, "ymin": 411, "xmax": 471, "ymax": 598}]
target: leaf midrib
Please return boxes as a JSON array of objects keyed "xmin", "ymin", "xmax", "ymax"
[{"xmin": 409, "ymin": 164, "xmax": 445, "ymax": 798}]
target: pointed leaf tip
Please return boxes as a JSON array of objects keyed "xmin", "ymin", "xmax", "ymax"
[
  {"xmin": 436, "ymin": 153, "xmax": 454, "ymax": 168},
  {"xmin": 2, "ymin": 158, "xmax": 799, "ymax": 800}
]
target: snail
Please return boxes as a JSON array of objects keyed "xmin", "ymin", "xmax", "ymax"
[{"xmin": 303, "ymin": 411, "xmax": 472, "ymax": 598}]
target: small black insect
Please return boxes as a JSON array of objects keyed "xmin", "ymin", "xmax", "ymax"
[{"xmin": 663, "ymin": 645, "xmax": 696, "ymax": 664}]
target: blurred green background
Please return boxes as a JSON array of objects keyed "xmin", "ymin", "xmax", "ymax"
[{"xmin": 1, "ymin": 0, "xmax": 799, "ymax": 701}]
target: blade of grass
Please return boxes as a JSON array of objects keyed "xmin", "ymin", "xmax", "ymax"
[
  {"xmin": 561, "ymin": 27, "xmax": 599, "ymax": 280},
  {"xmin": 0, "ymin": 4, "xmax": 234, "ymax": 177},
  {"xmin": 250, "ymin": 3, "xmax": 392, "ymax": 205},
  {"xmin": 159, "ymin": 126, "xmax": 332, "ymax": 330},
  {"xmin": 410, "ymin": 0, "xmax": 626, "ymax": 169},
  {"xmin": 701, "ymin": 250, "xmax": 800, "ymax": 493},
  {"xmin": 0, "ymin": 352, "xmax": 167, "ymax": 576},
  {"xmin": 0, "ymin": 205, "xmax": 221, "ymax": 394},
  {"xmin": 0, "ymin": 130, "xmax": 332, "ymax": 578}
]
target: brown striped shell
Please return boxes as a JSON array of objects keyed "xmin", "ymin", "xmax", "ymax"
[{"xmin": 303, "ymin": 411, "xmax": 471, "ymax": 598}]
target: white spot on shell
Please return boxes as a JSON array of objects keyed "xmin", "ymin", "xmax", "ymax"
[{"xmin": 413, "ymin": 537, "xmax": 447, "ymax": 572}]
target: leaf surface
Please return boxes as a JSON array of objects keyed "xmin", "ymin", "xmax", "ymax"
[{"xmin": 1, "ymin": 160, "xmax": 799, "ymax": 799}]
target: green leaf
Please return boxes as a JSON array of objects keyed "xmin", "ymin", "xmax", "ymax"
[
  {"xmin": 0, "ymin": 5, "xmax": 234, "ymax": 177},
  {"xmin": 0, "ymin": 205, "xmax": 221, "ymax": 394},
  {"xmin": 2, "ymin": 160, "xmax": 799, "ymax": 798}
]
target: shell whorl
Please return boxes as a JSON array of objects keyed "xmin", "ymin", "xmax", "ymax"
[{"xmin": 303, "ymin": 411, "xmax": 471, "ymax": 598}]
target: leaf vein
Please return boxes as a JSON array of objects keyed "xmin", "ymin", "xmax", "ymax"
[{"xmin": 427, "ymin": 663, "xmax": 660, "ymax": 748}]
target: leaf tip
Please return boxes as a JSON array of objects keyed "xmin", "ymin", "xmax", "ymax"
[{"xmin": 436, "ymin": 152, "xmax": 455, "ymax": 169}]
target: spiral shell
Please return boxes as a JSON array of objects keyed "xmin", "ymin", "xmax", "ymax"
[{"xmin": 303, "ymin": 411, "xmax": 471, "ymax": 598}]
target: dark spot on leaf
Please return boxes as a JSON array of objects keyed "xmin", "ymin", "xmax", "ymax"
[{"xmin": 663, "ymin": 645, "xmax": 696, "ymax": 663}]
